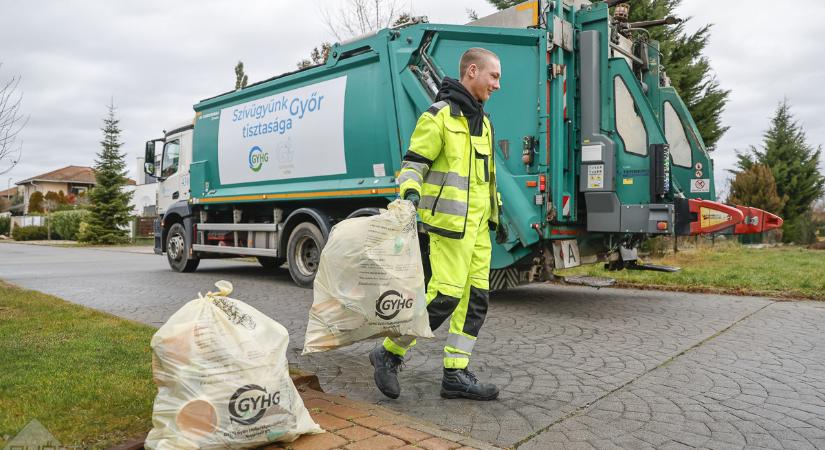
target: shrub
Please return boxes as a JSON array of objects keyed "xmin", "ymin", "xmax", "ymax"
[
  {"xmin": 12, "ymin": 225, "xmax": 48, "ymax": 241},
  {"xmin": 28, "ymin": 192, "xmax": 45, "ymax": 213},
  {"xmin": 76, "ymin": 221, "xmax": 91, "ymax": 242},
  {"xmin": 0, "ymin": 216, "xmax": 9, "ymax": 235},
  {"xmin": 783, "ymin": 214, "xmax": 818, "ymax": 245},
  {"xmin": 50, "ymin": 210, "xmax": 91, "ymax": 241}
]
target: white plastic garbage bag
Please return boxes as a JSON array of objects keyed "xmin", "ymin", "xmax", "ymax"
[
  {"xmin": 303, "ymin": 199, "xmax": 433, "ymax": 354},
  {"xmin": 145, "ymin": 281, "xmax": 322, "ymax": 450}
]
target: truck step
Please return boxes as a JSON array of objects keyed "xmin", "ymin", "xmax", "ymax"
[{"xmin": 561, "ymin": 275, "xmax": 617, "ymax": 288}]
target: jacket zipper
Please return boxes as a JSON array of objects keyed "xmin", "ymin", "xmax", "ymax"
[{"xmin": 462, "ymin": 142, "xmax": 471, "ymax": 237}]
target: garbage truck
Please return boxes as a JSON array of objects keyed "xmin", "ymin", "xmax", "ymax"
[{"xmin": 144, "ymin": 0, "xmax": 781, "ymax": 289}]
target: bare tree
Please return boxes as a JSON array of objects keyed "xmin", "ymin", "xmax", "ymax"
[
  {"xmin": 0, "ymin": 64, "xmax": 28, "ymax": 175},
  {"xmin": 322, "ymin": 0, "xmax": 406, "ymax": 41}
]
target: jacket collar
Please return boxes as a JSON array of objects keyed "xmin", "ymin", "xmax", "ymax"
[{"xmin": 445, "ymin": 99, "xmax": 462, "ymax": 117}]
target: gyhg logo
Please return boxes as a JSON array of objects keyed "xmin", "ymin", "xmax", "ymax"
[
  {"xmin": 375, "ymin": 290, "xmax": 414, "ymax": 320},
  {"xmin": 248, "ymin": 145, "xmax": 269, "ymax": 172},
  {"xmin": 228, "ymin": 384, "xmax": 281, "ymax": 425}
]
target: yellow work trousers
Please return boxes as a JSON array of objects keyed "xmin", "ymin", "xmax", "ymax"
[{"xmin": 384, "ymin": 138, "xmax": 492, "ymax": 369}]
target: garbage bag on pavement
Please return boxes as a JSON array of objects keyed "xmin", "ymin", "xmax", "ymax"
[
  {"xmin": 303, "ymin": 199, "xmax": 433, "ymax": 354},
  {"xmin": 145, "ymin": 281, "xmax": 322, "ymax": 450}
]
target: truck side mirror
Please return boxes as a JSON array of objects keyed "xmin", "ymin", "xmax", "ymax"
[{"xmin": 145, "ymin": 140, "xmax": 156, "ymax": 176}]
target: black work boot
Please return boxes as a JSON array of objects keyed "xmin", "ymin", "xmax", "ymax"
[
  {"xmin": 440, "ymin": 368, "xmax": 499, "ymax": 400},
  {"xmin": 369, "ymin": 346, "xmax": 404, "ymax": 399}
]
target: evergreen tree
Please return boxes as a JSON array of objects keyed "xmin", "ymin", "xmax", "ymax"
[
  {"xmin": 727, "ymin": 164, "xmax": 786, "ymax": 215},
  {"xmin": 624, "ymin": 0, "xmax": 729, "ymax": 150},
  {"xmin": 234, "ymin": 61, "xmax": 248, "ymax": 89},
  {"xmin": 485, "ymin": 0, "xmax": 730, "ymax": 150},
  {"xmin": 733, "ymin": 99, "xmax": 824, "ymax": 243},
  {"xmin": 80, "ymin": 102, "xmax": 133, "ymax": 244}
]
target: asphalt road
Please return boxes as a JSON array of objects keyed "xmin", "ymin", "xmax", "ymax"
[{"xmin": 2, "ymin": 242, "xmax": 824, "ymax": 449}]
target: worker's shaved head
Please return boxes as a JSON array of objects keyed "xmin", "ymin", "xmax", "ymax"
[
  {"xmin": 459, "ymin": 48, "xmax": 499, "ymax": 79},
  {"xmin": 458, "ymin": 47, "xmax": 501, "ymax": 102}
]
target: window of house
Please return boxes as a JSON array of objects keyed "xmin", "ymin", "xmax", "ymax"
[
  {"xmin": 664, "ymin": 101, "xmax": 692, "ymax": 168},
  {"xmin": 614, "ymin": 76, "xmax": 648, "ymax": 156},
  {"xmin": 161, "ymin": 140, "xmax": 180, "ymax": 178}
]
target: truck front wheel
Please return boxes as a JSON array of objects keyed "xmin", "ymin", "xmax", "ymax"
[
  {"xmin": 287, "ymin": 222, "xmax": 325, "ymax": 288},
  {"xmin": 166, "ymin": 222, "xmax": 200, "ymax": 272},
  {"xmin": 257, "ymin": 256, "xmax": 286, "ymax": 269}
]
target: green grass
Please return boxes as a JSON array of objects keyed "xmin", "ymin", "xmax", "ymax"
[
  {"xmin": 0, "ymin": 281, "xmax": 156, "ymax": 449},
  {"xmin": 557, "ymin": 244, "xmax": 825, "ymax": 300}
]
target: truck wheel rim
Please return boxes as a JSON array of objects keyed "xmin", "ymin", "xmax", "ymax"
[
  {"xmin": 295, "ymin": 235, "xmax": 319, "ymax": 276},
  {"xmin": 168, "ymin": 234, "xmax": 184, "ymax": 261}
]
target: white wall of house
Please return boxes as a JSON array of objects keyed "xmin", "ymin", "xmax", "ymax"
[
  {"xmin": 127, "ymin": 157, "xmax": 158, "ymax": 217},
  {"xmin": 126, "ymin": 183, "xmax": 158, "ymax": 217}
]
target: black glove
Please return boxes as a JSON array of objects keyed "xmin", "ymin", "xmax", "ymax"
[
  {"xmin": 404, "ymin": 191, "xmax": 420, "ymax": 208},
  {"xmin": 495, "ymin": 222, "xmax": 508, "ymax": 244}
]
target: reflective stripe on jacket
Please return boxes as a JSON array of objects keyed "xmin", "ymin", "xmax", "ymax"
[{"xmin": 397, "ymin": 100, "xmax": 500, "ymax": 239}]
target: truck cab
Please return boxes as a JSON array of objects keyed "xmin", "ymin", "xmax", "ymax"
[{"xmin": 146, "ymin": 123, "xmax": 194, "ymax": 216}]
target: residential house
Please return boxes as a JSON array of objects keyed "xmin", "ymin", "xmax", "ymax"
[{"xmin": 15, "ymin": 165, "xmax": 135, "ymax": 214}]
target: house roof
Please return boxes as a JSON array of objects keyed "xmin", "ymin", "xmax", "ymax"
[
  {"xmin": 0, "ymin": 187, "xmax": 18, "ymax": 197},
  {"xmin": 16, "ymin": 165, "xmax": 135, "ymax": 186}
]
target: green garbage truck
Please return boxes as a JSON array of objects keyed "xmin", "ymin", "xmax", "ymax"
[{"xmin": 145, "ymin": 0, "xmax": 777, "ymax": 289}]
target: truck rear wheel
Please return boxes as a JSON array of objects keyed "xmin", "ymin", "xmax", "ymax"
[
  {"xmin": 166, "ymin": 222, "xmax": 200, "ymax": 273},
  {"xmin": 287, "ymin": 222, "xmax": 325, "ymax": 288}
]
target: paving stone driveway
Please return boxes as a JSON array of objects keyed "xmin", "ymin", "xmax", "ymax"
[{"xmin": 2, "ymin": 242, "xmax": 823, "ymax": 449}]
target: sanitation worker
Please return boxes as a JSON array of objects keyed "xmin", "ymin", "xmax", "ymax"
[{"xmin": 370, "ymin": 47, "xmax": 506, "ymax": 400}]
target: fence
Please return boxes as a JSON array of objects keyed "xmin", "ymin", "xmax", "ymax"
[{"xmin": 10, "ymin": 215, "xmax": 46, "ymax": 233}]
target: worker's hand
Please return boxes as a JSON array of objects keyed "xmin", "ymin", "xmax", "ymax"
[
  {"xmin": 404, "ymin": 191, "xmax": 420, "ymax": 208},
  {"xmin": 495, "ymin": 222, "xmax": 508, "ymax": 244}
]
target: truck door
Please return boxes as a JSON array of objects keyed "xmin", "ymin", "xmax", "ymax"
[
  {"xmin": 660, "ymin": 91, "xmax": 715, "ymax": 201},
  {"xmin": 157, "ymin": 132, "xmax": 191, "ymax": 213}
]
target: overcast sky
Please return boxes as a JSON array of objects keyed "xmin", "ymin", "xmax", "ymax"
[{"xmin": 2, "ymin": 0, "xmax": 823, "ymax": 197}]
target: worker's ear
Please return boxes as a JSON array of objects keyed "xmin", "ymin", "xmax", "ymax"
[{"xmin": 467, "ymin": 63, "xmax": 478, "ymax": 79}]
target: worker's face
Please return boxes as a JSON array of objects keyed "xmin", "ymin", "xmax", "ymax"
[{"xmin": 464, "ymin": 57, "xmax": 501, "ymax": 103}]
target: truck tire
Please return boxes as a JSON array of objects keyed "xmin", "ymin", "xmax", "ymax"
[
  {"xmin": 166, "ymin": 222, "xmax": 200, "ymax": 273},
  {"xmin": 287, "ymin": 222, "xmax": 325, "ymax": 288},
  {"xmin": 257, "ymin": 256, "xmax": 286, "ymax": 269}
]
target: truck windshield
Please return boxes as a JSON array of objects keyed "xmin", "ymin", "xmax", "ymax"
[
  {"xmin": 614, "ymin": 76, "xmax": 647, "ymax": 156},
  {"xmin": 663, "ymin": 101, "xmax": 692, "ymax": 168}
]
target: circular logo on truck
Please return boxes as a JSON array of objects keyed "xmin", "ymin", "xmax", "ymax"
[
  {"xmin": 375, "ymin": 290, "xmax": 415, "ymax": 320},
  {"xmin": 248, "ymin": 146, "xmax": 269, "ymax": 172}
]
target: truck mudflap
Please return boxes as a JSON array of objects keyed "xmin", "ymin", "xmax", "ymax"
[
  {"xmin": 716, "ymin": 205, "xmax": 784, "ymax": 235},
  {"xmin": 674, "ymin": 198, "xmax": 745, "ymax": 236}
]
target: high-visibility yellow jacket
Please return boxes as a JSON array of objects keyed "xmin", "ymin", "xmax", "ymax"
[{"xmin": 398, "ymin": 100, "xmax": 501, "ymax": 239}]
